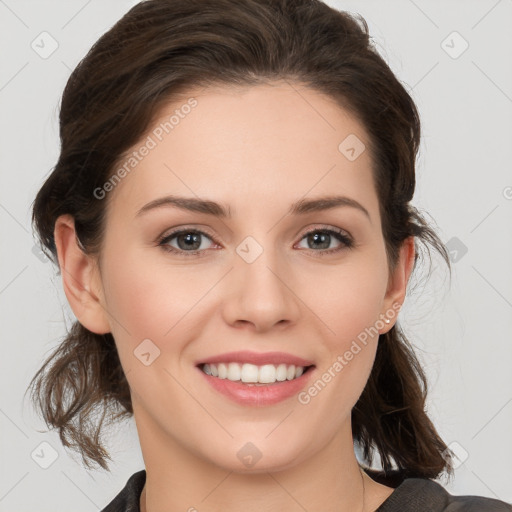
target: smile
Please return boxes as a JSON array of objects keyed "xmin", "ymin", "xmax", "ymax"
[{"xmin": 200, "ymin": 362, "xmax": 313, "ymax": 385}]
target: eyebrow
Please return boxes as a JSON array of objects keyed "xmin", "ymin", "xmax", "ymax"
[{"xmin": 135, "ymin": 194, "xmax": 371, "ymax": 221}]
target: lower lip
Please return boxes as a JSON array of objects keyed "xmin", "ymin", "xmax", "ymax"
[{"xmin": 197, "ymin": 367, "xmax": 315, "ymax": 406}]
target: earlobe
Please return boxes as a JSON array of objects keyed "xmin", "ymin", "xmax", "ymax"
[
  {"xmin": 53, "ymin": 214, "xmax": 111, "ymax": 334},
  {"xmin": 380, "ymin": 236, "xmax": 416, "ymax": 332}
]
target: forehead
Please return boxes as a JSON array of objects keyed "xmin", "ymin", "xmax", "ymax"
[{"xmin": 106, "ymin": 81, "xmax": 379, "ymax": 222}]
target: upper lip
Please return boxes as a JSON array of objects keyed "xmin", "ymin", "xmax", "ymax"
[{"xmin": 196, "ymin": 351, "xmax": 315, "ymax": 367}]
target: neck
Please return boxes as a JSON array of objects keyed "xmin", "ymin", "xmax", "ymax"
[{"xmin": 134, "ymin": 409, "xmax": 390, "ymax": 512}]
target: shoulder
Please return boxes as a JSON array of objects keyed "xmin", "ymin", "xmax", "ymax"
[
  {"xmin": 376, "ymin": 477, "xmax": 512, "ymax": 512},
  {"xmin": 100, "ymin": 469, "xmax": 146, "ymax": 512}
]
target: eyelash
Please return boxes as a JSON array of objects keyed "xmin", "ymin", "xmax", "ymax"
[{"xmin": 157, "ymin": 226, "xmax": 355, "ymax": 258}]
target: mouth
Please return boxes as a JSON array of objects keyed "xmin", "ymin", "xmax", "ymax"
[
  {"xmin": 199, "ymin": 362, "xmax": 315, "ymax": 386},
  {"xmin": 195, "ymin": 350, "xmax": 316, "ymax": 405}
]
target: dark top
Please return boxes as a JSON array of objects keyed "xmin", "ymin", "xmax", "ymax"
[{"xmin": 100, "ymin": 469, "xmax": 512, "ymax": 511}]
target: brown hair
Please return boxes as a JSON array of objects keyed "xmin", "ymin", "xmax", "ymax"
[{"xmin": 27, "ymin": 0, "xmax": 454, "ymax": 478}]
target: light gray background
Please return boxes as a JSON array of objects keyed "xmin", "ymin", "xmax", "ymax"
[{"xmin": 1, "ymin": 0, "xmax": 511, "ymax": 510}]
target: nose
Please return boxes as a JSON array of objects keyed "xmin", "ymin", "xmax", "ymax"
[{"xmin": 220, "ymin": 245, "xmax": 301, "ymax": 333}]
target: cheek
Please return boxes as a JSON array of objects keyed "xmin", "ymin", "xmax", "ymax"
[
  {"xmin": 100, "ymin": 248, "xmax": 203, "ymax": 346},
  {"xmin": 102, "ymin": 243, "xmax": 389, "ymax": 344},
  {"xmin": 299, "ymin": 252, "xmax": 389, "ymax": 344},
  {"xmin": 296, "ymin": 260, "xmax": 386, "ymax": 431},
  {"xmin": 99, "ymin": 250, "xmax": 215, "ymax": 404},
  {"xmin": 295, "ymin": 250, "xmax": 388, "ymax": 411}
]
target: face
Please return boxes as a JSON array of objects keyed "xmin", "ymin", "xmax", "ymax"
[{"xmin": 85, "ymin": 81, "xmax": 406, "ymax": 473}]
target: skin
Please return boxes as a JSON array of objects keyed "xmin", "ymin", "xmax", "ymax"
[{"xmin": 54, "ymin": 81, "xmax": 415, "ymax": 512}]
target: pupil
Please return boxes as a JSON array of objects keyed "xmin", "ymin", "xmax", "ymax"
[
  {"xmin": 310, "ymin": 232, "xmax": 329, "ymax": 249},
  {"xmin": 180, "ymin": 233, "xmax": 200, "ymax": 250}
]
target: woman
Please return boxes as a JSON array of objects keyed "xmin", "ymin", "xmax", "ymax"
[{"xmin": 27, "ymin": 0, "xmax": 511, "ymax": 510}]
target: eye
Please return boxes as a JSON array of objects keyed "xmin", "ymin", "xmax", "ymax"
[
  {"xmin": 158, "ymin": 228, "xmax": 218, "ymax": 256},
  {"xmin": 157, "ymin": 226, "xmax": 354, "ymax": 257},
  {"xmin": 296, "ymin": 227, "xmax": 354, "ymax": 256}
]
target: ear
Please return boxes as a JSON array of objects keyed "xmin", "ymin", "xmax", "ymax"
[
  {"xmin": 379, "ymin": 236, "xmax": 415, "ymax": 333},
  {"xmin": 54, "ymin": 214, "xmax": 111, "ymax": 334}
]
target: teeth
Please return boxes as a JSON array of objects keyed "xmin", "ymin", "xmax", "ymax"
[
  {"xmin": 241, "ymin": 363, "xmax": 259, "ymax": 383},
  {"xmin": 276, "ymin": 364, "xmax": 288, "ymax": 382},
  {"xmin": 201, "ymin": 362, "xmax": 308, "ymax": 384},
  {"xmin": 218, "ymin": 363, "xmax": 228, "ymax": 379},
  {"xmin": 227, "ymin": 362, "xmax": 241, "ymax": 381},
  {"xmin": 259, "ymin": 364, "xmax": 277, "ymax": 383}
]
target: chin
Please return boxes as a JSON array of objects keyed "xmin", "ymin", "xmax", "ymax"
[{"xmin": 203, "ymin": 437, "xmax": 312, "ymax": 474}]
